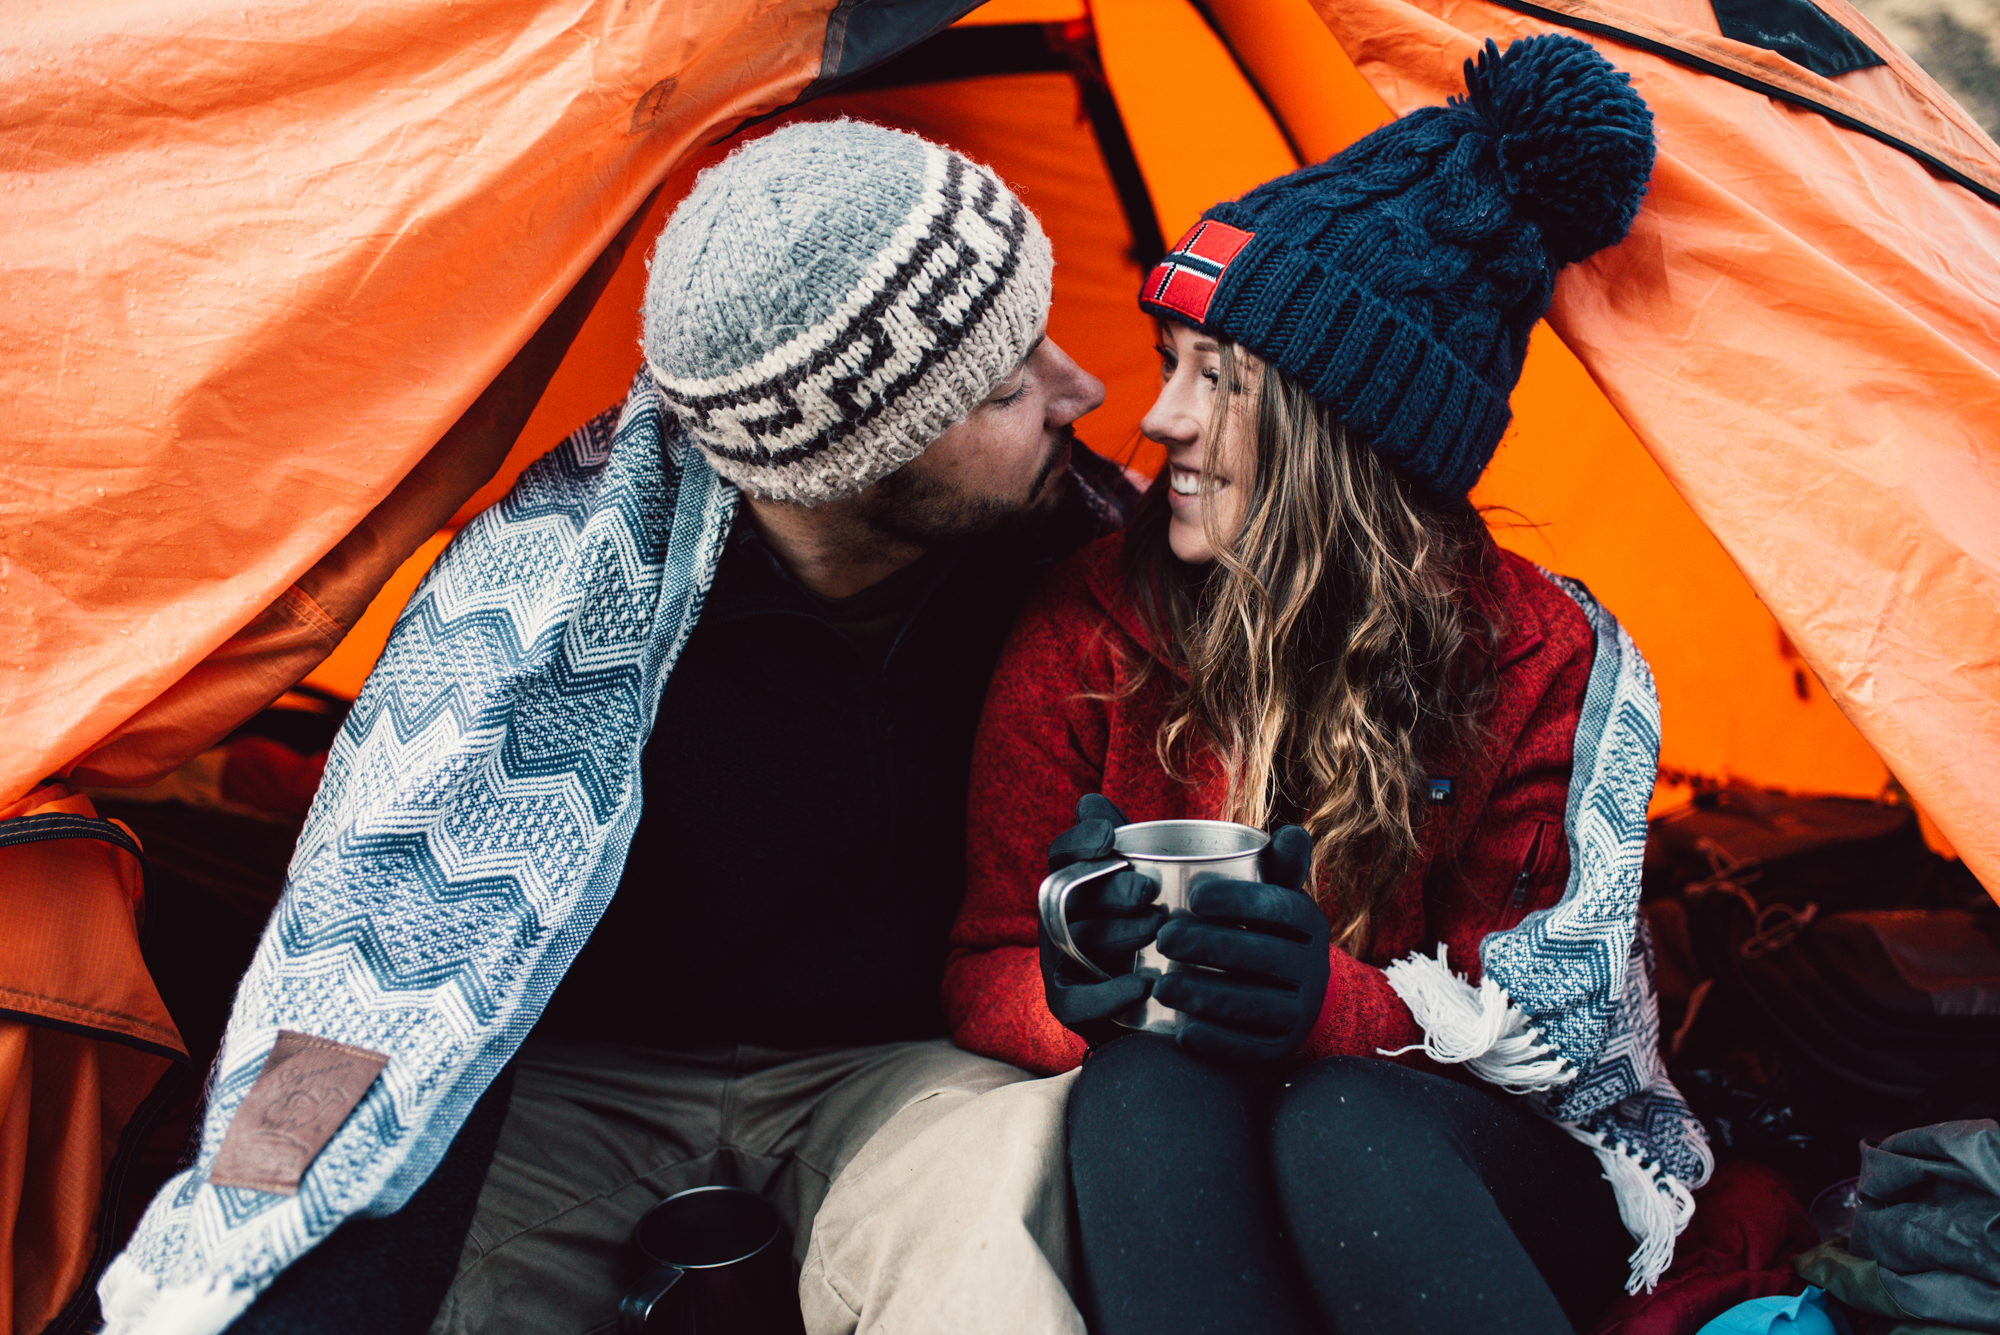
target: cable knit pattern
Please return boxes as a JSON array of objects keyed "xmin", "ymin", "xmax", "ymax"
[
  {"xmin": 99, "ymin": 376, "xmax": 737, "ymax": 1334},
  {"xmin": 1138, "ymin": 35, "xmax": 1654, "ymax": 497},
  {"xmin": 644, "ymin": 120, "xmax": 1053, "ymax": 503},
  {"xmin": 1460, "ymin": 37, "xmax": 1657, "ymax": 266}
]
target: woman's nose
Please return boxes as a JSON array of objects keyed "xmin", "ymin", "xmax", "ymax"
[{"xmin": 1140, "ymin": 376, "xmax": 1200, "ymax": 449}]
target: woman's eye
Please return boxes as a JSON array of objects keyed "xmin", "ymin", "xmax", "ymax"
[{"xmin": 1201, "ymin": 368, "xmax": 1220, "ymax": 387}]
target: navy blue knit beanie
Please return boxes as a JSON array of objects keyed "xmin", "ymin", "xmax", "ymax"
[{"xmin": 1138, "ymin": 35, "xmax": 1655, "ymax": 498}]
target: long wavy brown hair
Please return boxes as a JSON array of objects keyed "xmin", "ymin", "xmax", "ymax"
[{"xmin": 1123, "ymin": 340, "xmax": 1503, "ymax": 952}]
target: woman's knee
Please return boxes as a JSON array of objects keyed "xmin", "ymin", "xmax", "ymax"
[
  {"xmin": 1268, "ymin": 1057, "xmax": 1481, "ymax": 1173},
  {"xmin": 1069, "ymin": 1033, "xmax": 1243, "ymax": 1126},
  {"xmin": 1273, "ymin": 1053, "xmax": 1457, "ymax": 1115},
  {"xmin": 1073, "ymin": 1030, "xmax": 1203, "ymax": 1086},
  {"xmin": 1068, "ymin": 1033, "xmax": 1268, "ymax": 1167}
]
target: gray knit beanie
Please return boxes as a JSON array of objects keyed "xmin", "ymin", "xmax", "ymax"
[{"xmin": 642, "ymin": 120, "xmax": 1055, "ymax": 503}]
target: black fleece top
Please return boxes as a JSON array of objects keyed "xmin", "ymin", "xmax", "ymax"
[{"xmin": 537, "ymin": 463, "xmax": 1127, "ymax": 1050}]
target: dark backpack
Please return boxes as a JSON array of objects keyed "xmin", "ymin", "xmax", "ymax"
[
  {"xmin": 1731, "ymin": 906, "xmax": 2000, "ymax": 1100},
  {"xmin": 1643, "ymin": 788, "xmax": 2000, "ymax": 1190}
]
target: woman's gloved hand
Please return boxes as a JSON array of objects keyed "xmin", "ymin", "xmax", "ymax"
[
  {"xmin": 1040, "ymin": 794, "xmax": 1168, "ymax": 1046},
  {"xmin": 1153, "ymin": 824, "xmax": 1330, "ymax": 1064}
]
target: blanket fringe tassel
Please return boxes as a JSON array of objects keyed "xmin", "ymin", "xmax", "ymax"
[
  {"xmin": 99, "ymin": 1254, "xmax": 257, "ymax": 1335},
  {"xmin": 1564, "ymin": 1125, "xmax": 1698, "ymax": 1294},
  {"xmin": 1377, "ymin": 945, "xmax": 1573, "ymax": 1093},
  {"xmin": 1378, "ymin": 945, "xmax": 1697, "ymax": 1293}
]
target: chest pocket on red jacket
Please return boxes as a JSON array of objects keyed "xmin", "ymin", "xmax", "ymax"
[{"xmin": 1494, "ymin": 816, "xmax": 1565, "ymax": 932}]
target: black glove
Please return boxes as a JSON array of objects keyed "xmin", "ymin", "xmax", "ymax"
[
  {"xmin": 1152, "ymin": 824, "xmax": 1330, "ymax": 1064},
  {"xmin": 1040, "ymin": 794, "xmax": 1169, "ymax": 1046}
]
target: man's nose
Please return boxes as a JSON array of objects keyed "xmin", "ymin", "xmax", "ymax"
[{"xmin": 1037, "ymin": 338, "xmax": 1104, "ymax": 425}]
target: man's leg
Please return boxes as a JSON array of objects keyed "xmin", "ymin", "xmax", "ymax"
[
  {"xmin": 433, "ymin": 1037, "xmax": 1023, "ymax": 1334},
  {"xmin": 429, "ymin": 1038, "xmax": 743, "ymax": 1335},
  {"xmin": 432, "ymin": 1037, "xmax": 1032, "ymax": 1335},
  {"xmin": 797, "ymin": 1047, "xmax": 1084, "ymax": 1335},
  {"xmin": 762, "ymin": 1037, "xmax": 1032, "ymax": 1266}
]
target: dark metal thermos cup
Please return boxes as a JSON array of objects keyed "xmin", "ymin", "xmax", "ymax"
[{"xmin": 617, "ymin": 1186, "xmax": 805, "ymax": 1335}]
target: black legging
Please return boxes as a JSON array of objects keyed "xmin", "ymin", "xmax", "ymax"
[{"xmin": 1066, "ymin": 1035, "xmax": 1629, "ymax": 1335}]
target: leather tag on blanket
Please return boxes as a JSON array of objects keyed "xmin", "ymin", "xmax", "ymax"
[{"xmin": 208, "ymin": 1031, "xmax": 388, "ymax": 1195}]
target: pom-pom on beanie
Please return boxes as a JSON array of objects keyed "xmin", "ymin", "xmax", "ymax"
[
  {"xmin": 644, "ymin": 119, "xmax": 1054, "ymax": 504},
  {"xmin": 1138, "ymin": 35, "xmax": 1654, "ymax": 498}
]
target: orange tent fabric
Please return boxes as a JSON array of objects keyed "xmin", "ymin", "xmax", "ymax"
[
  {"xmin": 1290, "ymin": 0, "xmax": 2000, "ymax": 886},
  {"xmin": 8, "ymin": 0, "xmax": 1992, "ymax": 880},
  {"xmin": 1, "ymin": 0, "xmax": 845, "ymax": 800}
]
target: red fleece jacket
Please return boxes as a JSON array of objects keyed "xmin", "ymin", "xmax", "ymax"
[{"xmin": 944, "ymin": 531, "xmax": 1597, "ymax": 1076}]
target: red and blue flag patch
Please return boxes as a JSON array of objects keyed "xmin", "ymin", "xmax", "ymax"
[{"xmin": 1141, "ymin": 220, "xmax": 1255, "ymax": 324}]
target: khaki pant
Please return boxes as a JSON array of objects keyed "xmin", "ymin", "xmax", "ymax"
[
  {"xmin": 429, "ymin": 1035, "xmax": 1027, "ymax": 1335},
  {"xmin": 800, "ymin": 1069, "xmax": 1084, "ymax": 1335}
]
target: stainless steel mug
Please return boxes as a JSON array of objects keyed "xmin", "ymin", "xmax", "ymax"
[
  {"xmin": 617, "ymin": 1185, "xmax": 805, "ymax": 1335},
  {"xmin": 1038, "ymin": 818, "xmax": 1268, "ymax": 1033}
]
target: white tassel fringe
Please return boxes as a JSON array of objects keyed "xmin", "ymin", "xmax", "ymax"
[
  {"xmin": 99, "ymin": 1255, "xmax": 257, "ymax": 1335},
  {"xmin": 1564, "ymin": 1125, "xmax": 1698, "ymax": 1294},
  {"xmin": 1377, "ymin": 947, "xmax": 1698, "ymax": 1292},
  {"xmin": 1377, "ymin": 945, "xmax": 1573, "ymax": 1093}
]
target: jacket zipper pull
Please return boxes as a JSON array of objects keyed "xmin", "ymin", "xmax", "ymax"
[{"xmin": 1509, "ymin": 825, "xmax": 1546, "ymax": 911}]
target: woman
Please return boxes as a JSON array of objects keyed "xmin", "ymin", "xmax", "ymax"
[{"xmin": 943, "ymin": 35, "xmax": 1709, "ymax": 1335}]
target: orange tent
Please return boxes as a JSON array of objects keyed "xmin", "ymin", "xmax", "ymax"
[
  {"xmin": 5, "ymin": 0, "xmax": 1998, "ymax": 1326},
  {"xmin": 10, "ymin": 0, "xmax": 1995, "ymax": 850}
]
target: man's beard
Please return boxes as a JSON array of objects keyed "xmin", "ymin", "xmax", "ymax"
[{"xmin": 860, "ymin": 427, "xmax": 1079, "ymax": 550}]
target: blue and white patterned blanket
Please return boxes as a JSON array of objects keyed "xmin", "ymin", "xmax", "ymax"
[
  {"xmin": 1383, "ymin": 572, "xmax": 1712, "ymax": 1292},
  {"xmin": 100, "ymin": 373, "xmax": 1706, "ymax": 1321},
  {"xmin": 101, "ymin": 374, "xmax": 738, "ymax": 1334}
]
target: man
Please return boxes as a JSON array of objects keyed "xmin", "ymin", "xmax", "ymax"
[
  {"xmin": 427, "ymin": 117, "xmax": 1121, "ymax": 1330},
  {"xmin": 99, "ymin": 119, "xmax": 1124, "ymax": 1334}
]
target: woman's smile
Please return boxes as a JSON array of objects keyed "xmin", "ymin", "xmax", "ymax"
[{"xmin": 1166, "ymin": 463, "xmax": 1227, "ymax": 503}]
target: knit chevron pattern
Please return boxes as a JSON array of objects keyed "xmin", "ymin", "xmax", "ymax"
[
  {"xmin": 1382, "ymin": 572, "xmax": 1709, "ymax": 1293},
  {"xmin": 1140, "ymin": 35, "xmax": 1653, "ymax": 498},
  {"xmin": 100, "ymin": 375, "xmax": 739, "ymax": 1334},
  {"xmin": 644, "ymin": 120, "xmax": 1054, "ymax": 504},
  {"xmin": 1483, "ymin": 573, "xmax": 1670, "ymax": 1117}
]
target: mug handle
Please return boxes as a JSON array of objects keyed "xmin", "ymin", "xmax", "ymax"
[
  {"xmin": 618, "ymin": 1262, "xmax": 686, "ymax": 1333},
  {"xmin": 1037, "ymin": 858, "xmax": 1131, "ymax": 982}
]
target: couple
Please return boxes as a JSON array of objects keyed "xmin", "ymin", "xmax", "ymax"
[{"xmin": 104, "ymin": 34, "xmax": 1705, "ymax": 1335}]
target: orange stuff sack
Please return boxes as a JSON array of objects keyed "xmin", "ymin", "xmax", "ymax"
[{"xmin": 0, "ymin": 785, "xmax": 182, "ymax": 1335}]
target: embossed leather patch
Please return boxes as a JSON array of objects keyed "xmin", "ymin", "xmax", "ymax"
[{"xmin": 208, "ymin": 1030, "xmax": 388, "ymax": 1195}]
